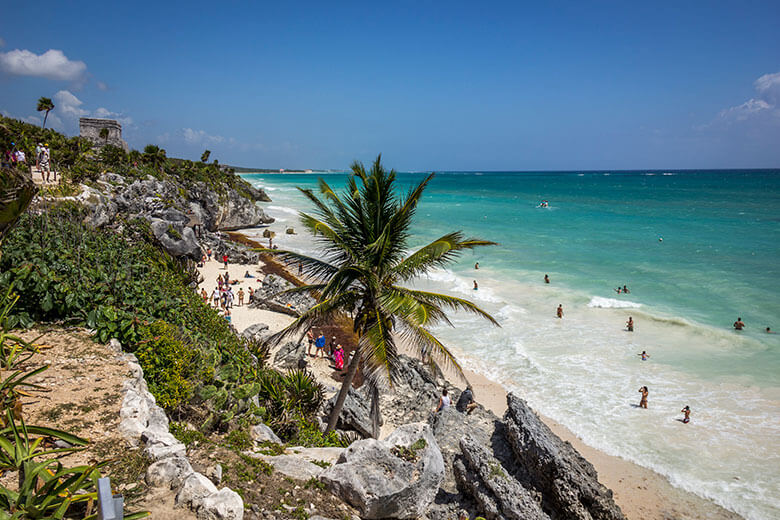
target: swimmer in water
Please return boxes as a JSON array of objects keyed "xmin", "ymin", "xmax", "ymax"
[
  {"xmin": 474, "ymin": 262, "xmax": 479, "ymax": 270},
  {"xmin": 638, "ymin": 386, "xmax": 648, "ymax": 408},
  {"xmin": 680, "ymin": 405, "xmax": 691, "ymax": 424},
  {"xmin": 622, "ymin": 285, "xmax": 630, "ymax": 293},
  {"xmin": 615, "ymin": 287, "xmax": 622, "ymax": 294},
  {"xmin": 637, "ymin": 350, "xmax": 649, "ymax": 361},
  {"xmin": 544, "ymin": 274, "xmax": 550, "ymax": 284},
  {"xmin": 733, "ymin": 317, "xmax": 745, "ymax": 330},
  {"xmin": 659, "ymin": 237, "xmax": 663, "ymax": 242},
  {"xmin": 627, "ymin": 316, "xmax": 634, "ymax": 332},
  {"xmin": 767, "ymin": 327, "xmax": 775, "ymax": 334},
  {"xmin": 473, "ymin": 280, "xmax": 478, "ymax": 290},
  {"xmin": 556, "ymin": 304, "xmax": 563, "ymax": 319}
]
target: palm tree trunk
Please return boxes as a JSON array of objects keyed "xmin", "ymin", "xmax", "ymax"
[
  {"xmin": 42, "ymin": 110, "xmax": 49, "ymax": 129},
  {"xmin": 369, "ymin": 382, "xmax": 380, "ymax": 439},
  {"xmin": 325, "ymin": 348, "xmax": 361, "ymax": 433}
]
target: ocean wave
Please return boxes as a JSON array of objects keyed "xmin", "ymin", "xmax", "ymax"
[
  {"xmin": 587, "ymin": 296, "xmax": 642, "ymax": 309},
  {"xmin": 267, "ymin": 205, "xmax": 300, "ymax": 216}
]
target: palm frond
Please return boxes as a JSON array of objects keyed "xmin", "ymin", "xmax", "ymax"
[
  {"xmin": 388, "ymin": 286, "xmax": 501, "ymax": 327},
  {"xmin": 391, "ymin": 232, "xmax": 498, "ymax": 282},
  {"xmin": 254, "ymin": 247, "xmax": 339, "ymax": 280},
  {"xmin": 266, "ymin": 291, "xmax": 358, "ymax": 345},
  {"xmin": 359, "ymin": 306, "xmax": 401, "ymax": 386},
  {"xmin": 395, "ymin": 315, "xmax": 467, "ymax": 383}
]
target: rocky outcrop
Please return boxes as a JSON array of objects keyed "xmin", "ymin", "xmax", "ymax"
[
  {"xmin": 150, "ymin": 218, "xmax": 201, "ymax": 260},
  {"xmin": 249, "ymin": 274, "xmax": 315, "ymax": 316},
  {"xmin": 250, "ymin": 423, "xmax": 282, "ymax": 445},
  {"xmin": 504, "ymin": 394, "xmax": 626, "ymax": 520},
  {"xmin": 454, "ymin": 436, "xmax": 549, "ymax": 520},
  {"xmin": 320, "ymin": 423, "xmax": 444, "ymax": 519},
  {"xmin": 321, "ymin": 386, "xmax": 373, "ymax": 439}
]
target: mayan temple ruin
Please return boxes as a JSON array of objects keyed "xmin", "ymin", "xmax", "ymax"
[{"xmin": 79, "ymin": 117, "xmax": 129, "ymax": 151}]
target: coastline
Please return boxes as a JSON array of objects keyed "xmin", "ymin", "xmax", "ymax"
[{"xmin": 213, "ymin": 229, "xmax": 743, "ymax": 520}]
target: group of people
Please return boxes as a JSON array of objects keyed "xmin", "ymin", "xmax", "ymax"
[
  {"xmin": 2, "ymin": 142, "xmax": 55, "ymax": 182},
  {"xmin": 636, "ymin": 386, "xmax": 692, "ymax": 424},
  {"xmin": 306, "ymin": 330, "xmax": 347, "ymax": 370},
  {"xmin": 435, "ymin": 386, "xmax": 478, "ymax": 415}
]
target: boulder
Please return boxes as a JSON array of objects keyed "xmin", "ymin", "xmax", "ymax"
[
  {"xmin": 176, "ymin": 472, "xmax": 218, "ymax": 509},
  {"xmin": 503, "ymin": 394, "xmax": 626, "ymax": 520},
  {"xmin": 319, "ymin": 423, "xmax": 444, "ymax": 519},
  {"xmin": 321, "ymin": 386, "xmax": 373, "ymax": 439},
  {"xmin": 146, "ymin": 456, "xmax": 194, "ymax": 489},
  {"xmin": 285, "ymin": 227, "xmax": 296, "ymax": 234},
  {"xmin": 241, "ymin": 323, "xmax": 271, "ymax": 344},
  {"xmin": 197, "ymin": 488, "xmax": 244, "ymax": 520},
  {"xmin": 150, "ymin": 219, "xmax": 201, "ymax": 260},
  {"xmin": 283, "ymin": 446, "xmax": 344, "ymax": 466},
  {"xmin": 273, "ymin": 340, "xmax": 307, "ymax": 370},
  {"xmin": 250, "ymin": 423, "xmax": 282, "ymax": 445},
  {"xmin": 454, "ymin": 436, "xmax": 549, "ymax": 520},
  {"xmin": 206, "ymin": 464, "xmax": 223, "ymax": 486},
  {"xmin": 252, "ymin": 453, "xmax": 325, "ymax": 481}
]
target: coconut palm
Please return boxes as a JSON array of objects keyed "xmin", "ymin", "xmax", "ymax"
[
  {"xmin": 261, "ymin": 155, "xmax": 498, "ymax": 437},
  {"xmin": 201, "ymin": 150, "xmax": 211, "ymax": 163},
  {"xmin": 36, "ymin": 97, "xmax": 55, "ymax": 129}
]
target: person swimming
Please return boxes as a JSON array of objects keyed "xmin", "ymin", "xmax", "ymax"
[
  {"xmin": 638, "ymin": 350, "xmax": 649, "ymax": 361},
  {"xmin": 681, "ymin": 405, "xmax": 691, "ymax": 424},
  {"xmin": 733, "ymin": 317, "xmax": 745, "ymax": 330},
  {"xmin": 622, "ymin": 285, "xmax": 630, "ymax": 293},
  {"xmin": 544, "ymin": 274, "xmax": 550, "ymax": 284}
]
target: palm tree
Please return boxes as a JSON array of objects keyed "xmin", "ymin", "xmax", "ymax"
[
  {"xmin": 201, "ymin": 150, "xmax": 211, "ymax": 163},
  {"xmin": 36, "ymin": 97, "xmax": 55, "ymax": 129},
  {"xmin": 143, "ymin": 144, "xmax": 167, "ymax": 173},
  {"xmin": 262, "ymin": 155, "xmax": 499, "ymax": 437}
]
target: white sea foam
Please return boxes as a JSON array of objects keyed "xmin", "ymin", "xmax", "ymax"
[
  {"xmin": 587, "ymin": 296, "xmax": 642, "ymax": 309},
  {"xmin": 267, "ymin": 205, "xmax": 300, "ymax": 216}
]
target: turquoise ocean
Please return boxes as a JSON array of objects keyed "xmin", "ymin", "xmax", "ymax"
[{"xmin": 242, "ymin": 170, "xmax": 780, "ymax": 520}]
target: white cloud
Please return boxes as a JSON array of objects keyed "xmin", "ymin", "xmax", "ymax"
[
  {"xmin": 94, "ymin": 107, "xmax": 133, "ymax": 126},
  {"xmin": 0, "ymin": 48, "xmax": 86, "ymax": 81},
  {"xmin": 96, "ymin": 81, "xmax": 109, "ymax": 91},
  {"xmin": 182, "ymin": 127, "xmax": 225, "ymax": 145},
  {"xmin": 54, "ymin": 89, "xmax": 89, "ymax": 118},
  {"xmin": 718, "ymin": 71, "xmax": 780, "ymax": 123}
]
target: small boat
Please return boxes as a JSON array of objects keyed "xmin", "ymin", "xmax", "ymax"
[{"xmin": 538, "ymin": 200, "xmax": 549, "ymax": 208}]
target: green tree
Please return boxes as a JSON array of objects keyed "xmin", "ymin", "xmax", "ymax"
[
  {"xmin": 201, "ymin": 149, "xmax": 211, "ymax": 163},
  {"xmin": 99, "ymin": 127, "xmax": 109, "ymax": 144},
  {"xmin": 36, "ymin": 97, "xmax": 55, "ymax": 129},
  {"xmin": 0, "ymin": 167, "xmax": 37, "ymax": 251},
  {"xmin": 263, "ymin": 155, "xmax": 498, "ymax": 437},
  {"xmin": 143, "ymin": 144, "xmax": 167, "ymax": 173}
]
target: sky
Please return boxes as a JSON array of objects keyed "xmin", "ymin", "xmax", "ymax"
[{"xmin": 1, "ymin": 1, "xmax": 779, "ymax": 171}]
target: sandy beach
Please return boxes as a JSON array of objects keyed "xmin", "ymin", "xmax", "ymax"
[{"xmin": 198, "ymin": 232, "xmax": 743, "ymax": 520}]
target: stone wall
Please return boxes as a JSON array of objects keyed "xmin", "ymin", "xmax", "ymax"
[{"xmin": 79, "ymin": 117, "xmax": 129, "ymax": 151}]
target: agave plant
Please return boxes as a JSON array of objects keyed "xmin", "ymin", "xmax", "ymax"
[{"xmin": 0, "ymin": 291, "xmax": 42, "ymax": 371}]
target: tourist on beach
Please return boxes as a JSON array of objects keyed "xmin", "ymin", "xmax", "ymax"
[
  {"xmin": 40, "ymin": 144, "xmax": 51, "ymax": 183},
  {"xmin": 207, "ymin": 248, "xmax": 212, "ymax": 261},
  {"xmin": 474, "ymin": 262, "xmax": 479, "ymax": 269},
  {"xmin": 227, "ymin": 287, "xmax": 234, "ymax": 308},
  {"xmin": 456, "ymin": 386, "xmax": 478, "ymax": 415},
  {"xmin": 544, "ymin": 274, "xmax": 550, "ymax": 284},
  {"xmin": 435, "ymin": 388, "xmax": 451, "ymax": 413},
  {"xmin": 244, "ymin": 270, "xmax": 254, "ymax": 278},
  {"xmin": 680, "ymin": 405, "xmax": 691, "ymax": 424},
  {"xmin": 623, "ymin": 285, "xmax": 630, "ymax": 293},
  {"xmin": 306, "ymin": 330, "xmax": 315, "ymax": 357},
  {"xmin": 248, "ymin": 287, "xmax": 254, "ymax": 304},
  {"xmin": 329, "ymin": 336, "xmax": 337, "ymax": 357},
  {"xmin": 223, "ymin": 254, "xmax": 229, "ymax": 269},
  {"xmin": 473, "ymin": 280, "xmax": 478, "ymax": 290},
  {"xmin": 200, "ymin": 288, "xmax": 208, "ymax": 302},
  {"xmin": 638, "ymin": 350, "xmax": 649, "ymax": 361},
  {"xmin": 224, "ymin": 272, "xmax": 230, "ymax": 284},
  {"xmin": 638, "ymin": 386, "xmax": 648, "ymax": 408},
  {"xmin": 556, "ymin": 304, "xmax": 563, "ymax": 319},
  {"xmin": 627, "ymin": 316, "xmax": 634, "ymax": 332},
  {"xmin": 211, "ymin": 287, "xmax": 219, "ymax": 307},
  {"xmin": 314, "ymin": 333, "xmax": 326, "ymax": 358},
  {"xmin": 733, "ymin": 317, "xmax": 745, "ymax": 330},
  {"xmin": 333, "ymin": 344, "xmax": 345, "ymax": 371},
  {"xmin": 238, "ymin": 288, "xmax": 244, "ymax": 306},
  {"xmin": 224, "ymin": 308, "xmax": 231, "ymax": 323}
]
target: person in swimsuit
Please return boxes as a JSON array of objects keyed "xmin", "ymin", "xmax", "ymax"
[
  {"xmin": 306, "ymin": 330, "xmax": 315, "ymax": 357},
  {"xmin": 680, "ymin": 405, "xmax": 691, "ymax": 424},
  {"xmin": 733, "ymin": 317, "xmax": 745, "ymax": 330},
  {"xmin": 474, "ymin": 262, "xmax": 479, "ymax": 270},
  {"xmin": 200, "ymin": 288, "xmax": 208, "ymax": 302},
  {"xmin": 435, "ymin": 388, "xmax": 451, "ymax": 413},
  {"xmin": 615, "ymin": 287, "xmax": 622, "ymax": 294},
  {"xmin": 627, "ymin": 317, "xmax": 634, "ymax": 331},
  {"xmin": 638, "ymin": 350, "xmax": 649, "ymax": 360},
  {"xmin": 638, "ymin": 386, "xmax": 648, "ymax": 408},
  {"xmin": 473, "ymin": 280, "xmax": 478, "ymax": 290},
  {"xmin": 544, "ymin": 274, "xmax": 550, "ymax": 284},
  {"xmin": 622, "ymin": 285, "xmax": 630, "ymax": 293},
  {"xmin": 557, "ymin": 304, "xmax": 563, "ymax": 319},
  {"xmin": 767, "ymin": 327, "xmax": 775, "ymax": 334}
]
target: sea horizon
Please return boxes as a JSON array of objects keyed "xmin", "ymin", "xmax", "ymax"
[{"xmin": 243, "ymin": 168, "xmax": 780, "ymax": 520}]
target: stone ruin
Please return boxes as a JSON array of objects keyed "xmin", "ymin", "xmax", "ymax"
[{"xmin": 79, "ymin": 117, "xmax": 129, "ymax": 151}]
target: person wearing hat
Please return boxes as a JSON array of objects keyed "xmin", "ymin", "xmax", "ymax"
[{"xmin": 40, "ymin": 143, "xmax": 51, "ymax": 183}]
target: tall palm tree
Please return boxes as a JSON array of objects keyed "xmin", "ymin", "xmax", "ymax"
[
  {"xmin": 262, "ymin": 155, "xmax": 499, "ymax": 437},
  {"xmin": 143, "ymin": 144, "xmax": 167, "ymax": 173},
  {"xmin": 36, "ymin": 97, "xmax": 55, "ymax": 129}
]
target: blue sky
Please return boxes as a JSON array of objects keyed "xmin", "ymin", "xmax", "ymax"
[{"xmin": 2, "ymin": 1, "xmax": 779, "ymax": 170}]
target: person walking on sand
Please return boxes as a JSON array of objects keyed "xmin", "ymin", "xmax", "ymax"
[
  {"xmin": 435, "ymin": 388, "xmax": 451, "ymax": 413},
  {"xmin": 627, "ymin": 316, "xmax": 634, "ymax": 332},
  {"xmin": 238, "ymin": 288, "xmax": 244, "ymax": 306},
  {"xmin": 314, "ymin": 333, "xmax": 326, "ymax": 358},
  {"xmin": 544, "ymin": 274, "xmax": 550, "ymax": 284},
  {"xmin": 637, "ymin": 350, "xmax": 649, "ymax": 361},
  {"xmin": 207, "ymin": 248, "xmax": 212, "ymax": 261},
  {"xmin": 333, "ymin": 344, "xmax": 345, "ymax": 371},
  {"xmin": 306, "ymin": 330, "xmax": 315, "ymax": 357},
  {"xmin": 223, "ymin": 254, "xmax": 229, "ymax": 269},
  {"xmin": 211, "ymin": 287, "xmax": 219, "ymax": 307},
  {"xmin": 557, "ymin": 304, "xmax": 563, "ymax": 319},
  {"xmin": 733, "ymin": 317, "xmax": 745, "ymax": 330},
  {"xmin": 40, "ymin": 144, "xmax": 51, "ymax": 183},
  {"xmin": 638, "ymin": 386, "xmax": 648, "ymax": 408},
  {"xmin": 329, "ymin": 336, "xmax": 337, "ymax": 357},
  {"xmin": 200, "ymin": 288, "xmax": 208, "ymax": 302},
  {"xmin": 680, "ymin": 405, "xmax": 691, "ymax": 424}
]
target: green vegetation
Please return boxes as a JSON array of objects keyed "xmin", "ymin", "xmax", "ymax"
[
  {"xmin": 391, "ymin": 438, "xmax": 427, "ymax": 463},
  {"xmin": 261, "ymin": 155, "xmax": 499, "ymax": 437}
]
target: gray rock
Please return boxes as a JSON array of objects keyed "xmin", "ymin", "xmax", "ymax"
[
  {"xmin": 504, "ymin": 394, "xmax": 626, "ymax": 520},
  {"xmin": 250, "ymin": 423, "xmax": 282, "ymax": 445},
  {"xmin": 176, "ymin": 472, "xmax": 218, "ymax": 509},
  {"xmin": 249, "ymin": 274, "xmax": 315, "ymax": 316},
  {"xmin": 207, "ymin": 464, "xmax": 223, "ymax": 486},
  {"xmin": 146, "ymin": 442, "xmax": 187, "ymax": 461},
  {"xmin": 454, "ymin": 436, "xmax": 548, "ymax": 520},
  {"xmin": 247, "ymin": 452, "xmax": 324, "ymax": 481},
  {"xmin": 197, "ymin": 488, "xmax": 244, "ymax": 520},
  {"xmin": 321, "ymin": 386, "xmax": 373, "ymax": 439},
  {"xmin": 319, "ymin": 422, "xmax": 444, "ymax": 519},
  {"xmin": 150, "ymin": 219, "xmax": 202, "ymax": 260},
  {"xmin": 272, "ymin": 340, "xmax": 307, "ymax": 370},
  {"xmin": 241, "ymin": 323, "xmax": 271, "ymax": 344},
  {"xmin": 146, "ymin": 456, "xmax": 194, "ymax": 489},
  {"xmin": 285, "ymin": 227, "xmax": 295, "ymax": 234},
  {"xmin": 283, "ymin": 446, "xmax": 344, "ymax": 466}
]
